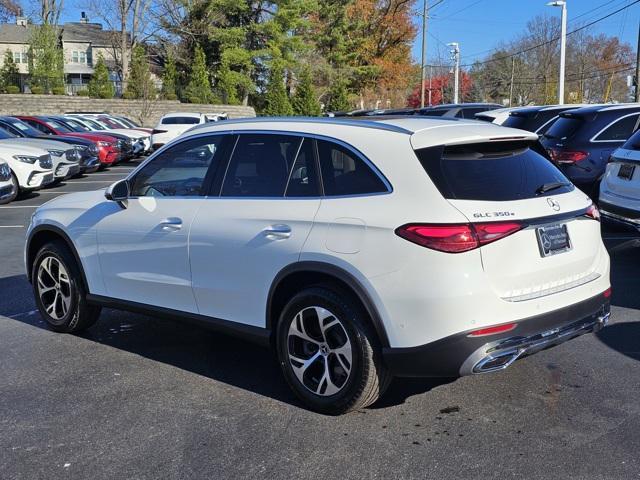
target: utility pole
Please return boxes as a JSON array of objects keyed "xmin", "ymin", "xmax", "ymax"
[
  {"xmin": 447, "ymin": 42, "xmax": 460, "ymax": 104},
  {"xmin": 635, "ymin": 20, "xmax": 640, "ymax": 102},
  {"xmin": 509, "ymin": 56, "xmax": 515, "ymax": 107},
  {"xmin": 420, "ymin": 0, "xmax": 428, "ymax": 108},
  {"xmin": 547, "ymin": 1, "xmax": 567, "ymax": 105},
  {"xmin": 428, "ymin": 65, "xmax": 433, "ymax": 106}
]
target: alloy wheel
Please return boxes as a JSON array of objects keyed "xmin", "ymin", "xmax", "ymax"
[
  {"xmin": 287, "ymin": 306, "xmax": 353, "ymax": 396},
  {"xmin": 37, "ymin": 256, "xmax": 71, "ymax": 321}
]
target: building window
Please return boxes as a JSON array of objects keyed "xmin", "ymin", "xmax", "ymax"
[
  {"xmin": 71, "ymin": 51, "xmax": 90, "ymax": 64},
  {"xmin": 13, "ymin": 52, "xmax": 27, "ymax": 63}
]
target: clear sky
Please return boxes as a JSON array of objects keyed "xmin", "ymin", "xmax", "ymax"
[{"xmin": 412, "ymin": 0, "xmax": 640, "ymax": 65}]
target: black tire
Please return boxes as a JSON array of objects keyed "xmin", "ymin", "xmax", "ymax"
[
  {"xmin": 0, "ymin": 172, "xmax": 19, "ymax": 204},
  {"xmin": 31, "ymin": 241, "xmax": 101, "ymax": 333},
  {"xmin": 276, "ymin": 285, "xmax": 391, "ymax": 415}
]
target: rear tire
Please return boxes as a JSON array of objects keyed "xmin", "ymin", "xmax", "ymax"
[
  {"xmin": 276, "ymin": 285, "xmax": 391, "ymax": 414},
  {"xmin": 32, "ymin": 241, "xmax": 101, "ymax": 333}
]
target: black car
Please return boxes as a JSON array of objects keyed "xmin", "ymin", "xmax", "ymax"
[
  {"xmin": 539, "ymin": 104, "xmax": 640, "ymax": 198},
  {"xmin": 503, "ymin": 105, "xmax": 588, "ymax": 135},
  {"xmin": 416, "ymin": 103, "xmax": 502, "ymax": 119},
  {"xmin": 0, "ymin": 116, "xmax": 100, "ymax": 173}
]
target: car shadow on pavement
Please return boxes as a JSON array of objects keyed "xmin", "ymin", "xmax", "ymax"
[
  {"xmin": 608, "ymin": 244, "xmax": 640, "ymax": 311},
  {"xmin": 596, "ymin": 322, "xmax": 640, "ymax": 361},
  {"xmin": 0, "ymin": 273, "xmax": 452, "ymax": 411}
]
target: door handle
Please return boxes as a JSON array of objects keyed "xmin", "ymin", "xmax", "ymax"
[
  {"xmin": 263, "ymin": 224, "xmax": 291, "ymax": 239},
  {"xmin": 160, "ymin": 217, "xmax": 183, "ymax": 230}
]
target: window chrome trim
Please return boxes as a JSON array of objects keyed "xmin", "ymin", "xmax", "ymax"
[
  {"xmin": 126, "ymin": 129, "xmax": 393, "ymax": 200},
  {"xmin": 590, "ymin": 112, "xmax": 640, "ymax": 143},
  {"xmin": 534, "ymin": 114, "xmax": 559, "ymax": 134}
]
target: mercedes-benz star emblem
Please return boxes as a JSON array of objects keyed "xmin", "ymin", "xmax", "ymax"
[{"xmin": 547, "ymin": 198, "xmax": 560, "ymax": 211}]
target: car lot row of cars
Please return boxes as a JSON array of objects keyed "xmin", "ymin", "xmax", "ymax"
[
  {"xmin": 344, "ymin": 102, "xmax": 640, "ymax": 234},
  {"xmin": 0, "ymin": 113, "xmax": 153, "ymax": 204}
]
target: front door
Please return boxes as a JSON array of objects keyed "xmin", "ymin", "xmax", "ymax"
[{"xmin": 96, "ymin": 134, "xmax": 229, "ymax": 312}]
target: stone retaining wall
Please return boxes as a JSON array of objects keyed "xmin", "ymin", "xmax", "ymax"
[{"xmin": 0, "ymin": 94, "xmax": 256, "ymax": 126}]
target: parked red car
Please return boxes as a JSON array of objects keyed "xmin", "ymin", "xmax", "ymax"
[{"xmin": 15, "ymin": 116, "xmax": 121, "ymax": 169}]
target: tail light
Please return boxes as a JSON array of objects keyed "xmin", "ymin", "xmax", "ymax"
[
  {"xmin": 603, "ymin": 287, "xmax": 611, "ymax": 298},
  {"xmin": 547, "ymin": 148, "xmax": 589, "ymax": 164},
  {"xmin": 585, "ymin": 203, "xmax": 600, "ymax": 221},
  {"xmin": 395, "ymin": 221, "xmax": 525, "ymax": 253},
  {"xmin": 152, "ymin": 129, "xmax": 167, "ymax": 135}
]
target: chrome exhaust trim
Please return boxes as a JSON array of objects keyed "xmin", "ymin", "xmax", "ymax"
[{"xmin": 460, "ymin": 307, "xmax": 610, "ymax": 375}]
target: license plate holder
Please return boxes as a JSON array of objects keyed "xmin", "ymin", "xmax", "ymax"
[
  {"xmin": 618, "ymin": 163, "xmax": 635, "ymax": 181},
  {"xmin": 536, "ymin": 223, "xmax": 571, "ymax": 257}
]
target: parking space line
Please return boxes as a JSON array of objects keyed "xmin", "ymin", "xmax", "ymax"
[
  {"xmin": 0, "ymin": 205, "xmax": 39, "ymax": 208},
  {"xmin": 65, "ymin": 180, "xmax": 114, "ymax": 183},
  {"xmin": 0, "ymin": 225, "xmax": 24, "ymax": 227}
]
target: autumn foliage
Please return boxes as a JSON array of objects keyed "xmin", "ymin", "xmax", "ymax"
[{"xmin": 407, "ymin": 71, "xmax": 474, "ymax": 107}]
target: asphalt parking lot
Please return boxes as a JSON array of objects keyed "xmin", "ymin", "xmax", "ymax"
[{"xmin": 1, "ymin": 162, "xmax": 639, "ymax": 479}]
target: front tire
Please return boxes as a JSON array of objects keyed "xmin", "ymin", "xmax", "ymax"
[
  {"xmin": 32, "ymin": 241, "xmax": 101, "ymax": 333},
  {"xmin": 276, "ymin": 286, "xmax": 390, "ymax": 414},
  {"xmin": 0, "ymin": 173, "xmax": 19, "ymax": 204}
]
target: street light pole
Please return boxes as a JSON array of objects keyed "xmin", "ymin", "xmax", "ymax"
[
  {"xmin": 548, "ymin": 1, "xmax": 567, "ymax": 105},
  {"xmin": 447, "ymin": 42, "xmax": 460, "ymax": 104},
  {"xmin": 420, "ymin": 0, "xmax": 428, "ymax": 108}
]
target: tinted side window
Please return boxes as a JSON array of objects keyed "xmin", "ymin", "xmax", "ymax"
[
  {"xmin": 285, "ymin": 138, "xmax": 320, "ymax": 197},
  {"xmin": 316, "ymin": 139, "xmax": 387, "ymax": 196},
  {"xmin": 130, "ymin": 135, "xmax": 225, "ymax": 197},
  {"xmin": 462, "ymin": 107, "xmax": 490, "ymax": 118},
  {"xmin": 24, "ymin": 119, "xmax": 51, "ymax": 134},
  {"xmin": 594, "ymin": 114, "xmax": 640, "ymax": 142},
  {"xmin": 221, "ymin": 134, "xmax": 301, "ymax": 197},
  {"xmin": 161, "ymin": 117, "xmax": 201, "ymax": 125}
]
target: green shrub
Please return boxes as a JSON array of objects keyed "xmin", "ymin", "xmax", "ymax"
[
  {"xmin": 5, "ymin": 85, "xmax": 20, "ymax": 94},
  {"xmin": 31, "ymin": 86, "xmax": 44, "ymax": 94},
  {"xmin": 164, "ymin": 92, "xmax": 178, "ymax": 101},
  {"xmin": 77, "ymin": 89, "xmax": 89, "ymax": 96},
  {"xmin": 52, "ymin": 86, "xmax": 65, "ymax": 95},
  {"xmin": 122, "ymin": 90, "xmax": 136, "ymax": 100}
]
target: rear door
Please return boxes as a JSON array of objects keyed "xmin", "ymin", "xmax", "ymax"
[{"xmin": 415, "ymin": 141, "xmax": 601, "ymax": 302}]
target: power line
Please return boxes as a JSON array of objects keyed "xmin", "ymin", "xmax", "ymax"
[
  {"xmin": 459, "ymin": 0, "xmax": 640, "ymax": 68},
  {"xmin": 437, "ymin": 0, "xmax": 486, "ymax": 20}
]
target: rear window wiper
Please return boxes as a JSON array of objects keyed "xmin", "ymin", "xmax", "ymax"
[{"xmin": 535, "ymin": 181, "xmax": 571, "ymax": 195}]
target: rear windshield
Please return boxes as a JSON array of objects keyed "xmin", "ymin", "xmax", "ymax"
[
  {"xmin": 503, "ymin": 111, "xmax": 558, "ymax": 133},
  {"xmin": 161, "ymin": 116, "xmax": 200, "ymax": 125},
  {"xmin": 543, "ymin": 116, "xmax": 584, "ymax": 140},
  {"xmin": 415, "ymin": 142, "xmax": 573, "ymax": 201},
  {"xmin": 622, "ymin": 129, "xmax": 640, "ymax": 150}
]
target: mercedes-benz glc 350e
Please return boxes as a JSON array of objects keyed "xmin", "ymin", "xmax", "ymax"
[{"xmin": 25, "ymin": 117, "xmax": 611, "ymax": 414}]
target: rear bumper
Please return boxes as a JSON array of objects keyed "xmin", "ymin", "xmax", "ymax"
[
  {"xmin": 383, "ymin": 292, "xmax": 610, "ymax": 377},
  {"xmin": 599, "ymin": 200, "xmax": 640, "ymax": 232}
]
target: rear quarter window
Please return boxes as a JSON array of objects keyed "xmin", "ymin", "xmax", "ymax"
[
  {"xmin": 416, "ymin": 142, "xmax": 573, "ymax": 201},
  {"xmin": 593, "ymin": 114, "xmax": 640, "ymax": 142}
]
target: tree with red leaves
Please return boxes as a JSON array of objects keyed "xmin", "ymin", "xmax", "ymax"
[{"xmin": 407, "ymin": 71, "xmax": 474, "ymax": 107}]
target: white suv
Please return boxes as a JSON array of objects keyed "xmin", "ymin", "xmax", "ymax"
[
  {"xmin": 151, "ymin": 112, "xmax": 226, "ymax": 150},
  {"xmin": 25, "ymin": 117, "xmax": 611, "ymax": 414},
  {"xmin": 3, "ymin": 143, "xmax": 54, "ymax": 202}
]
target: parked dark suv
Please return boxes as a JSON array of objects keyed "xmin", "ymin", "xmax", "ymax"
[
  {"xmin": 540, "ymin": 104, "xmax": 640, "ymax": 198},
  {"xmin": 503, "ymin": 104, "xmax": 587, "ymax": 135}
]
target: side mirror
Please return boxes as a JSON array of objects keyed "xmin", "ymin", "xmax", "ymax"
[{"xmin": 105, "ymin": 179, "xmax": 129, "ymax": 207}]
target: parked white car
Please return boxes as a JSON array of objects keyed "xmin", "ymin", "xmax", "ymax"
[
  {"xmin": 0, "ymin": 131, "xmax": 80, "ymax": 182},
  {"xmin": 151, "ymin": 112, "xmax": 217, "ymax": 150},
  {"xmin": 474, "ymin": 107, "xmax": 519, "ymax": 125},
  {"xmin": 2, "ymin": 143, "xmax": 53, "ymax": 202},
  {"xmin": 599, "ymin": 129, "xmax": 640, "ymax": 230},
  {"xmin": 64, "ymin": 115, "xmax": 150, "ymax": 155},
  {"xmin": 25, "ymin": 117, "xmax": 610, "ymax": 414},
  {"xmin": 0, "ymin": 159, "xmax": 16, "ymax": 204}
]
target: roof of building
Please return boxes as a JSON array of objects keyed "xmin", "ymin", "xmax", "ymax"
[
  {"xmin": 0, "ymin": 24, "xmax": 40, "ymax": 44},
  {"xmin": 0, "ymin": 21, "xmax": 123, "ymax": 47}
]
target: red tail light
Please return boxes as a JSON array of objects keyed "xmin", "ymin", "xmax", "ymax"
[
  {"xmin": 152, "ymin": 129, "xmax": 167, "ymax": 134},
  {"xmin": 468, "ymin": 323, "xmax": 517, "ymax": 337},
  {"xmin": 585, "ymin": 203, "xmax": 600, "ymax": 221},
  {"xmin": 603, "ymin": 287, "xmax": 611, "ymax": 298},
  {"xmin": 547, "ymin": 148, "xmax": 589, "ymax": 164},
  {"xmin": 396, "ymin": 221, "xmax": 525, "ymax": 253}
]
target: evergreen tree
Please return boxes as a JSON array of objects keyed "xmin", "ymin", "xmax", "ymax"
[
  {"xmin": 184, "ymin": 45, "xmax": 212, "ymax": 103},
  {"xmin": 263, "ymin": 62, "xmax": 293, "ymax": 116},
  {"xmin": 161, "ymin": 53, "xmax": 178, "ymax": 100},
  {"xmin": 88, "ymin": 55, "xmax": 114, "ymax": 98},
  {"xmin": 291, "ymin": 67, "xmax": 320, "ymax": 116},
  {"xmin": 124, "ymin": 44, "xmax": 155, "ymax": 99},
  {"xmin": 0, "ymin": 49, "xmax": 20, "ymax": 91},
  {"xmin": 325, "ymin": 78, "xmax": 350, "ymax": 112}
]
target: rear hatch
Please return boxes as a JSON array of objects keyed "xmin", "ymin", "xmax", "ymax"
[
  {"xmin": 414, "ymin": 139, "xmax": 602, "ymax": 301},
  {"xmin": 602, "ymin": 144, "xmax": 640, "ymax": 200}
]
